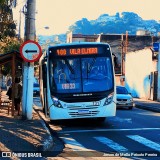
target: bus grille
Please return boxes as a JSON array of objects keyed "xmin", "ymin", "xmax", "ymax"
[
  {"xmin": 68, "ymin": 110, "xmax": 99, "ymax": 117},
  {"xmin": 66, "ymin": 105, "xmax": 99, "ymax": 110}
]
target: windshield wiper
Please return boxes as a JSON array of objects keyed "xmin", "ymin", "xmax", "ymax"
[
  {"xmin": 87, "ymin": 57, "xmax": 97, "ymax": 74},
  {"xmin": 64, "ymin": 59, "xmax": 75, "ymax": 74},
  {"xmin": 86, "ymin": 57, "xmax": 97, "ymax": 81}
]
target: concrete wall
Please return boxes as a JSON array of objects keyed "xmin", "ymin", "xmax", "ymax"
[{"xmin": 125, "ymin": 49, "xmax": 154, "ymax": 99}]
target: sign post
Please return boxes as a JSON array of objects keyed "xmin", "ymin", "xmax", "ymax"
[
  {"xmin": 20, "ymin": 40, "xmax": 42, "ymax": 62},
  {"xmin": 22, "ymin": 0, "xmax": 36, "ymax": 120},
  {"xmin": 20, "ymin": 40, "xmax": 42, "ymax": 119}
]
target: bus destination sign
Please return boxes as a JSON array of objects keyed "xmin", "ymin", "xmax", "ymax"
[
  {"xmin": 49, "ymin": 45, "xmax": 110, "ymax": 56},
  {"xmin": 56, "ymin": 47, "xmax": 98, "ymax": 56}
]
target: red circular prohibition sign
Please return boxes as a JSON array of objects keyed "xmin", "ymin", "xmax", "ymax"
[{"xmin": 20, "ymin": 40, "xmax": 42, "ymax": 62}]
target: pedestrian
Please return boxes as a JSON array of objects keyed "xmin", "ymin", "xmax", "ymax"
[
  {"xmin": 6, "ymin": 85, "xmax": 12, "ymax": 100},
  {"xmin": 6, "ymin": 77, "xmax": 12, "ymax": 91},
  {"xmin": 14, "ymin": 77, "xmax": 22, "ymax": 116}
]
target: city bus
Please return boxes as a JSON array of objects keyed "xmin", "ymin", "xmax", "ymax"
[{"xmin": 39, "ymin": 42, "xmax": 116, "ymax": 121}]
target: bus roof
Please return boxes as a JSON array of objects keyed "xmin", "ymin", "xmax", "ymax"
[{"xmin": 48, "ymin": 42, "xmax": 110, "ymax": 50}]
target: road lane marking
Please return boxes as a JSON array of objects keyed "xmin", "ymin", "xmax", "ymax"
[
  {"xmin": 127, "ymin": 135, "xmax": 160, "ymax": 152},
  {"xmin": 60, "ymin": 136, "xmax": 92, "ymax": 151},
  {"xmin": 94, "ymin": 136, "xmax": 128, "ymax": 152},
  {"xmin": 59, "ymin": 128, "xmax": 160, "ymax": 134},
  {"xmin": 109, "ymin": 117, "xmax": 132, "ymax": 123}
]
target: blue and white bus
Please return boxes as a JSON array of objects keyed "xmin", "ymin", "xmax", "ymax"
[{"xmin": 39, "ymin": 42, "xmax": 116, "ymax": 121}]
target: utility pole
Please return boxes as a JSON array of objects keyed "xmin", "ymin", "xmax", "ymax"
[
  {"xmin": 121, "ymin": 34, "xmax": 124, "ymax": 75},
  {"xmin": 125, "ymin": 31, "xmax": 128, "ymax": 54},
  {"xmin": 157, "ymin": 43, "xmax": 160, "ymax": 101},
  {"xmin": 22, "ymin": 0, "xmax": 36, "ymax": 119},
  {"xmin": 121, "ymin": 34, "xmax": 125, "ymax": 86},
  {"xmin": 120, "ymin": 31, "xmax": 128, "ymax": 86}
]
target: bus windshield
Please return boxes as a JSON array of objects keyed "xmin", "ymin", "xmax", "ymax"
[{"xmin": 49, "ymin": 56, "xmax": 113, "ymax": 94}]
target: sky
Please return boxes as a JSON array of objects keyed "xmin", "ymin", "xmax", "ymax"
[{"xmin": 13, "ymin": 0, "xmax": 160, "ymax": 35}]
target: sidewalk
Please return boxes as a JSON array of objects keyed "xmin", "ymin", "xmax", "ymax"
[
  {"xmin": 0, "ymin": 92, "xmax": 54, "ymax": 159},
  {"xmin": 0, "ymin": 91, "xmax": 159, "ymax": 159},
  {"xmin": 134, "ymin": 98, "xmax": 160, "ymax": 113}
]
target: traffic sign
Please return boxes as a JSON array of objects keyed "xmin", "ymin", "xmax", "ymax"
[
  {"xmin": 153, "ymin": 42, "xmax": 159, "ymax": 52},
  {"xmin": 20, "ymin": 40, "xmax": 42, "ymax": 62}
]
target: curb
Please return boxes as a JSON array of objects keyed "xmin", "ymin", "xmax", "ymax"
[
  {"xmin": 33, "ymin": 106, "xmax": 54, "ymax": 151},
  {"xmin": 135, "ymin": 104, "xmax": 160, "ymax": 113}
]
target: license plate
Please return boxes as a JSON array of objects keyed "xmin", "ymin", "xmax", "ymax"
[
  {"xmin": 118, "ymin": 102, "xmax": 126, "ymax": 105},
  {"xmin": 78, "ymin": 110, "xmax": 89, "ymax": 114}
]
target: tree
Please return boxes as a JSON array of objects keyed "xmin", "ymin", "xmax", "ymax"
[
  {"xmin": 0, "ymin": 0, "xmax": 20, "ymax": 54},
  {"xmin": 0, "ymin": 0, "xmax": 16, "ymax": 39},
  {"xmin": 0, "ymin": 0, "xmax": 6, "ymax": 4},
  {"xmin": 0, "ymin": 0, "xmax": 20, "ymax": 76},
  {"xmin": 0, "ymin": 36, "xmax": 21, "ymax": 53}
]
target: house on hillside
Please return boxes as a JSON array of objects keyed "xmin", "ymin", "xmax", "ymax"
[{"xmin": 67, "ymin": 32, "xmax": 99, "ymax": 43}]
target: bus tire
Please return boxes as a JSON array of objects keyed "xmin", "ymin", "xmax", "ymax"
[
  {"xmin": 43, "ymin": 90, "xmax": 48, "ymax": 116},
  {"xmin": 43, "ymin": 107, "xmax": 45, "ymax": 113},
  {"xmin": 97, "ymin": 117, "xmax": 106, "ymax": 122}
]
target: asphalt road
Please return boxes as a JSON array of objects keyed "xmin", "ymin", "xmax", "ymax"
[{"xmin": 33, "ymin": 98, "xmax": 160, "ymax": 159}]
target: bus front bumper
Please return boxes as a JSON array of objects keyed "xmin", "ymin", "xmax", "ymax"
[{"xmin": 49, "ymin": 103, "xmax": 116, "ymax": 120}]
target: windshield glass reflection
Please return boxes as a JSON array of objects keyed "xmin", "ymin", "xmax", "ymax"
[{"xmin": 50, "ymin": 57, "xmax": 113, "ymax": 94}]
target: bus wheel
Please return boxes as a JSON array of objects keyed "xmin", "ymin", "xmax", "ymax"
[
  {"xmin": 43, "ymin": 107, "xmax": 45, "ymax": 113},
  {"xmin": 97, "ymin": 117, "xmax": 106, "ymax": 122},
  {"xmin": 50, "ymin": 120, "xmax": 59, "ymax": 124}
]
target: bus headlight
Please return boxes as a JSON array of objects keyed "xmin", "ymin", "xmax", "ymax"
[
  {"xmin": 103, "ymin": 92, "xmax": 114, "ymax": 106},
  {"xmin": 53, "ymin": 98, "xmax": 63, "ymax": 108}
]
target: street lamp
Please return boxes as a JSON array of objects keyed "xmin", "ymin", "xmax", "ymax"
[
  {"xmin": 36, "ymin": 26, "xmax": 49, "ymax": 35},
  {"xmin": 36, "ymin": 26, "xmax": 50, "ymax": 42},
  {"xmin": 44, "ymin": 26, "xmax": 49, "ymax": 30},
  {"xmin": 37, "ymin": 26, "xmax": 49, "ymax": 31}
]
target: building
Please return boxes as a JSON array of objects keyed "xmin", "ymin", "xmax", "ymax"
[
  {"xmin": 125, "ymin": 48, "xmax": 158, "ymax": 100},
  {"xmin": 136, "ymin": 30, "xmax": 151, "ymax": 36},
  {"xmin": 67, "ymin": 32, "xmax": 99, "ymax": 43}
]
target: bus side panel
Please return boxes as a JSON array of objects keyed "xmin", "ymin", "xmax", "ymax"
[
  {"xmin": 39, "ymin": 61, "xmax": 44, "ymax": 109},
  {"xmin": 39, "ymin": 56, "xmax": 48, "ymax": 113}
]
